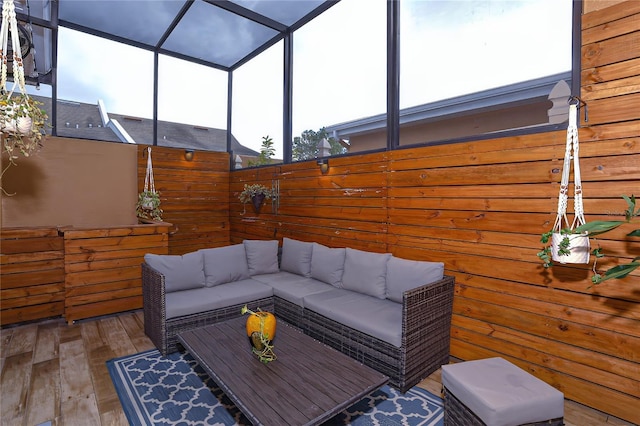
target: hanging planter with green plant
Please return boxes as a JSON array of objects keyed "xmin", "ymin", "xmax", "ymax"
[
  {"xmin": 0, "ymin": 0, "xmax": 49, "ymax": 195},
  {"xmin": 136, "ymin": 147, "xmax": 163, "ymax": 221},
  {"xmin": 537, "ymin": 100, "xmax": 639, "ymax": 286},
  {"xmin": 541, "ymin": 101, "xmax": 591, "ymax": 266}
]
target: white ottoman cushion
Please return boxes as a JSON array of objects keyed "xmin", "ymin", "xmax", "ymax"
[{"xmin": 442, "ymin": 357, "xmax": 564, "ymax": 426}]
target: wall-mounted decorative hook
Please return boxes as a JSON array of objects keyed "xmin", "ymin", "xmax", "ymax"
[{"xmin": 568, "ymin": 96, "xmax": 588, "ymax": 123}]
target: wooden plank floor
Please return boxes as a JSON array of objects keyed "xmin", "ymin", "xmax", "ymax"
[{"xmin": 0, "ymin": 311, "xmax": 635, "ymax": 426}]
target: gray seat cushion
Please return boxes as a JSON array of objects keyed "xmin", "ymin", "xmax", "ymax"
[
  {"xmin": 252, "ymin": 271, "xmax": 335, "ymax": 306},
  {"xmin": 441, "ymin": 357, "xmax": 564, "ymax": 426},
  {"xmin": 165, "ymin": 278, "xmax": 273, "ymax": 319},
  {"xmin": 303, "ymin": 288, "xmax": 402, "ymax": 347}
]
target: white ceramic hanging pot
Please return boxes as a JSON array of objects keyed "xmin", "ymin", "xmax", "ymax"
[
  {"xmin": 551, "ymin": 232, "xmax": 590, "ymax": 264},
  {"xmin": 1, "ymin": 101, "xmax": 33, "ymax": 135},
  {"xmin": 141, "ymin": 196, "xmax": 155, "ymax": 211},
  {"xmin": 2, "ymin": 116, "xmax": 33, "ymax": 134}
]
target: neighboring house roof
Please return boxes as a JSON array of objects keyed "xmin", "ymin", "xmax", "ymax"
[
  {"xmin": 32, "ymin": 95, "xmax": 259, "ymax": 156},
  {"xmin": 324, "ymin": 71, "xmax": 573, "ymax": 140},
  {"xmin": 38, "ymin": 98, "xmax": 119, "ymax": 142}
]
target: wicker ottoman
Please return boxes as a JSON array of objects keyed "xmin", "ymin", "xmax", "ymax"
[{"xmin": 442, "ymin": 357, "xmax": 564, "ymax": 426}]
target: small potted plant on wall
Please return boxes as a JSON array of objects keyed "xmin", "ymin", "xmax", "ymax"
[{"xmin": 239, "ymin": 183, "xmax": 273, "ymax": 214}]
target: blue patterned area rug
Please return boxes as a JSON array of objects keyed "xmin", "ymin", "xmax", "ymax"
[{"xmin": 107, "ymin": 349, "xmax": 444, "ymax": 426}]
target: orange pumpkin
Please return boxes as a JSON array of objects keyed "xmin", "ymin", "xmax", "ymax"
[{"xmin": 245, "ymin": 311, "xmax": 277, "ymax": 341}]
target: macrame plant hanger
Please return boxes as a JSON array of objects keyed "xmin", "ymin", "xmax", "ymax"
[
  {"xmin": 551, "ymin": 98, "xmax": 590, "ymax": 264},
  {"xmin": 140, "ymin": 146, "xmax": 162, "ymax": 208},
  {"xmin": 143, "ymin": 147, "xmax": 156, "ymax": 206},
  {"xmin": 136, "ymin": 147, "xmax": 163, "ymax": 221}
]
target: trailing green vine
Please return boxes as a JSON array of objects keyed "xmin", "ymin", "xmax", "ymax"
[
  {"xmin": 1, "ymin": 93, "xmax": 49, "ymax": 195},
  {"xmin": 537, "ymin": 228, "xmax": 572, "ymax": 268}
]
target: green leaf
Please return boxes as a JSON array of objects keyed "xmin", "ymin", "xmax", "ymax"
[
  {"xmin": 593, "ymin": 259, "xmax": 640, "ymax": 284},
  {"xmin": 573, "ymin": 220, "xmax": 624, "ymax": 236},
  {"xmin": 603, "ymin": 263, "xmax": 640, "ymax": 279},
  {"xmin": 627, "ymin": 229, "xmax": 640, "ymax": 237},
  {"xmin": 622, "ymin": 194, "xmax": 637, "ymax": 220}
]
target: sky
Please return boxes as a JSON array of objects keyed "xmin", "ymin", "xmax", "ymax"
[{"xmin": 26, "ymin": 0, "xmax": 573, "ymax": 158}]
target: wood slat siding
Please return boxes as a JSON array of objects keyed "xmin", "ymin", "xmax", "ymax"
[
  {"xmin": 229, "ymin": 3, "xmax": 640, "ymax": 423},
  {"xmin": 230, "ymin": 153, "xmax": 389, "ymax": 251},
  {"xmin": 0, "ymin": 228, "xmax": 65, "ymax": 325},
  {"xmin": 137, "ymin": 146, "xmax": 230, "ymax": 255},
  {"xmin": 61, "ymin": 224, "xmax": 170, "ymax": 324}
]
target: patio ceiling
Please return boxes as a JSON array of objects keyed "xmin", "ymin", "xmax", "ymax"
[
  {"xmin": 57, "ymin": 0, "xmax": 339, "ymax": 71},
  {"xmin": 11, "ymin": 0, "xmax": 338, "ymax": 72}
]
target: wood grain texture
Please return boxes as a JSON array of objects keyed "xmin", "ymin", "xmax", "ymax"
[
  {"xmin": 61, "ymin": 223, "xmax": 170, "ymax": 323},
  {"xmin": 0, "ymin": 351, "xmax": 32, "ymax": 424},
  {"xmin": 25, "ymin": 358, "xmax": 60, "ymax": 426},
  {"xmin": 0, "ymin": 0, "xmax": 637, "ymax": 424},
  {"xmin": 0, "ymin": 311, "xmax": 633, "ymax": 426},
  {"xmin": 226, "ymin": 2, "xmax": 640, "ymax": 422},
  {"xmin": 137, "ymin": 145, "xmax": 230, "ymax": 255},
  {"xmin": 0, "ymin": 229, "xmax": 65, "ymax": 326},
  {"xmin": 178, "ymin": 317, "xmax": 388, "ymax": 426}
]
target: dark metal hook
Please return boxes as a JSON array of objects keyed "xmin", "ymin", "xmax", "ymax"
[{"xmin": 568, "ymin": 96, "xmax": 588, "ymax": 122}]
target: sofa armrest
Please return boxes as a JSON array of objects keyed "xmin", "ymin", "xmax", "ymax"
[
  {"xmin": 403, "ymin": 274, "xmax": 455, "ymax": 343},
  {"xmin": 142, "ymin": 262, "xmax": 168, "ymax": 354},
  {"xmin": 401, "ymin": 275, "xmax": 455, "ymax": 387}
]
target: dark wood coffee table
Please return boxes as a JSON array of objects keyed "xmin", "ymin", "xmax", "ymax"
[{"xmin": 177, "ymin": 316, "xmax": 388, "ymax": 426}]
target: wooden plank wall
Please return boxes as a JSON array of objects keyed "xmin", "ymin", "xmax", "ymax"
[
  {"xmin": 61, "ymin": 224, "xmax": 170, "ymax": 324},
  {"xmin": 230, "ymin": 153, "xmax": 389, "ymax": 249},
  {"xmin": 0, "ymin": 228, "xmax": 65, "ymax": 325},
  {"xmin": 390, "ymin": 126, "xmax": 639, "ymax": 425},
  {"xmin": 137, "ymin": 146, "xmax": 230, "ymax": 255},
  {"xmin": 229, "ymin": 2, "xmax": 640, "ymax": 423}
]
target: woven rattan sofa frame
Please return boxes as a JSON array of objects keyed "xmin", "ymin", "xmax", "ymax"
[
  {"xmin": 443, "ymin": 387, "xmax": 564, "ymax": 426},
  {"xmin": 305, "ymin": 275, "xmax": 455, "ymax": 393},
  {"xmin": 142, "ymin": 262, "xmax": 454, "ymax": 393},
  {"xmin": 142, "ymin": 263, "xmax": 275, "ymax": 355}
]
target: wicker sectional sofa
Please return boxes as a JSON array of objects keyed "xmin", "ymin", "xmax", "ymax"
[{"xmin": 142, "ymin": 238, "xmax": 455, "ymax": 392}]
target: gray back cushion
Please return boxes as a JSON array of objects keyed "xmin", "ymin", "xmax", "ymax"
[
  {"xmin": 341, "ymin": 248, "xmax": 391, "ymax": 299},
  {"xmin": 200, "ymin": 244, "xmax": 250, "ymax": 287},
  {"xmin": 280, "ymin": 238, "xmax": 313, "ymax": 277},
  {"xmin": 144, "ymin": 251, "xmax": 205, "ymax": 293},
  {"xmin": 310, "ymin": 243, "xmax": 346, "ymax": 287},
  {"xmin": 386, "ymin": 256, "xmax": 444, "ymax": 303},
  {"xmin": 243, "ymin": 239, "xmax": 280, "ymax": 275}
]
